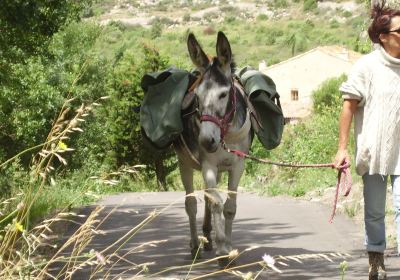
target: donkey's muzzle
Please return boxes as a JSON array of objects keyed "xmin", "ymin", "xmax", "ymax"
[{"xmin": 199, "ymin": 135, "xmax": 219, "ymax": 153}]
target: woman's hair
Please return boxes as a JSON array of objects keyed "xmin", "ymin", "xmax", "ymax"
[{"xmin": 368, "ymin": 1, "xmax": 400, "ymax": 45}]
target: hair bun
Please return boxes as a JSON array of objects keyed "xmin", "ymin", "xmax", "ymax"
[
  {"xmin": 377, "ymin": 14, "xmax": 391, "ymax": 25},
  {"xmin": 371, "ymin": 0, "xmax": 386, "ymax": 19}
]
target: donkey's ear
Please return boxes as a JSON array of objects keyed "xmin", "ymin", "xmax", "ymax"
[
  {"xmin": 187, "ymin": 33, "xmax": 209, "ymax": 72},
  {"xmin": 216, "ymin": 31, "xmax": 232, "ymax": 68}
]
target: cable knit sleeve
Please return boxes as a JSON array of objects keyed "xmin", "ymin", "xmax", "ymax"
[{"xmin": 339, "ymin": 56, "xmax": 368, "ymax": 106}]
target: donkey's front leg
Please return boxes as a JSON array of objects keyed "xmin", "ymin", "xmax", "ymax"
[
  {"xmin": 179, "ymin": 162, "xmax": 199, "ymax": 259},
  {"xmin": 224, "ymin": 160, "xmax": 245, "ymax": 252},
  {"xmin": 202, "ymin": 165, "xmax": 228, "ymax": 258},
  {"xmin": 202, "ymin": 172, "xmax": 220, "ymax": 251},
  {"xmin": 202, "ymin": 194, "xmax": 213, "ymax": 251}
]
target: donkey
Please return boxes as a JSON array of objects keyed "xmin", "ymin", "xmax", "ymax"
[{"xmin": 174, "ymin": 31, "xmax": 253, "ymax": 266}]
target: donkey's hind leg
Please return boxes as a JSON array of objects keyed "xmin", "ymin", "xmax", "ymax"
[{"xmin": 179, "ymin": 161, "xmax": 200, "ymax": 259}]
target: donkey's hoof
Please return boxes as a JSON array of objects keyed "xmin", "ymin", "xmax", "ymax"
[
  {"xmin": 217, "ymin": 256, "xmax": 234, "ymax": 268},
  {"xmin": 203, "ymin": 240, "xmax": 213, "ymax": 251}
]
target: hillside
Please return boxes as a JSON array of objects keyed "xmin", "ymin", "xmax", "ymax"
[
  {"xmin": 90, "ymin": 0, "xmax": 363, "ymax": 27},
  {"xmin": 87, "ymin": 0, "xmax": 370, "ymax": 68}
]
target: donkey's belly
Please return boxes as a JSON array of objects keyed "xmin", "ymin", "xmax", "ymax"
[
  {"xmin": 218, "ymin": 156, "xmax": 237, "ymax": 169},
  {"xmin": 203, "ymin": 148, "xmax": 243, "ymax": 170}
]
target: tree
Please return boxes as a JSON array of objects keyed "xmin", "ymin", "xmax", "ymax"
[
  {"xmin": 0, "ymin": 0, "xmax": 94, "ymax": 84},
  {"xmin": 0, "ymin": 0, "xmax": 104, "ymax": 166},
  {"xmin": 106, "ymin": 44, "xmax": 175, "ymax": 190},
  {"xmin": 0, "ymin": 0, "xmax": 93, "ymax": 57},
  {"xmin": 0, "ymin": 21, "xmax": 108, "ymax": 165}
]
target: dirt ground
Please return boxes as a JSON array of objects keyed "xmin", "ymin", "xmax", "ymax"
[{"xmin": 48, "ymin": 191, "xmax": 400, "ymax": 279}]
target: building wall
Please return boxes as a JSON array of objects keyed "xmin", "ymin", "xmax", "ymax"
[{"xmin": 262, "ymin": 49, "xmax": 356, "ymax": 118}]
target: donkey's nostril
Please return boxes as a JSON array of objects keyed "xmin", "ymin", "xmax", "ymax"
[{"xmin": 199, "ymin": 136, "xmax": 218, "ymax": 152}]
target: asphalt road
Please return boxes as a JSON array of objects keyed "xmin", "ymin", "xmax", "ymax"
[{"xmin": 55, "ymin": 191, "xmax": 400, "ymax": 280}]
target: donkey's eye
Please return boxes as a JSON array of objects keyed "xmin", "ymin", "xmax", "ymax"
[{"xmin": 219, "ymin": 93, "xmax": 228, "ymax": 99}]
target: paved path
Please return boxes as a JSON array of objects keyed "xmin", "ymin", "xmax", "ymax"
[{"xmin": 58, "ymin": 191, "xmax": 399, "ymax": 279}]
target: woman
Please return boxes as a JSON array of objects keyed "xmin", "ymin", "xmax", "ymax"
[{"xmin": 334, "ymin": 2, "xmax": 400, "ymax": 280}]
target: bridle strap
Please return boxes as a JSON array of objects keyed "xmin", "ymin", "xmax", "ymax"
[
  {"xmin": 188, "ymin": 63, "xmax": 212, "ymax": 94},
  {"xmin": 187, "ymin": 74, "xmax": 203, "ymax": 94}
]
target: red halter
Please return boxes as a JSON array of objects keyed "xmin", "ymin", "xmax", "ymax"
[{"xmin": 199, "ymin": 80, "xmax": 237, "ymax": 141}]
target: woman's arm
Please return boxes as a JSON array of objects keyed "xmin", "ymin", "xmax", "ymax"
[{"xmin": 334, "ymin": 99, "xmax": 358, "ymax": 169}]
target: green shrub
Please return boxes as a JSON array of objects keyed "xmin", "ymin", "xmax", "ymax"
[
  {"xmin": 220, "ymin": 5, "xmax": 235, "ymax": 13},
  {"xmin": 273, "ymin": 0, "xmax": 289, "ymax": 8},
  {"xmin": 268, "ymin": 57, "xmax": 282, "ymax": 65},
  {"xmin": 158, "ymin": 17, "xmax": 175, "ymax": 26},
  {"xmin": 303, "ymin": 0, "xmax": 317, "ymax": 11},
  {"xmin": 257, "ymin": 26, "xmax": 284, "ymax": 45},
  {"xmin": 343, "ymin": 10, "xmax": 352, "ymax": 18},
  {"xmin": 353, "ymin": 35, "xmax": 372, "ymax": 54},
  {"xmin": 203, "ymin": 11, "xmax": 219, "ymax": 22},
  {"xmin": 256, "ymin": 14, "xmax": 269, "ymax": 21},
  {"xmin": 313, "ymin": 75, "xmax": 346, "ymax": 114},
  {"xmin": 330, "ymin": 19, "xmax": 340, "ymax": 28},
  {"xmin": 183, "ymin": 13, "xmax": 191, "ymax": 22},
  {"xmin": 108, "ymin": 20, "xmax": 127, "ymax": 32},
  {"xmin": 82, "ymin": 6, "xmax": 95, "ymax": 18},
  {"xmin": 305, "ymin": 19, "xmax": 315, "ymax": 28},
  {"xmin": 150, "ymin": 21, "xmax": 163, "ymax": 39}
]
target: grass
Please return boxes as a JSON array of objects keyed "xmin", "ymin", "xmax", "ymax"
[{"xmin": 0, "ymin": 96, "xmax": 92, "ymax": 277}]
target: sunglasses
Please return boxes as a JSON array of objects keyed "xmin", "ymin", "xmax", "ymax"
[{"xmin": 388, "ymin": 27, "xmax": 400, "ymax": 34}]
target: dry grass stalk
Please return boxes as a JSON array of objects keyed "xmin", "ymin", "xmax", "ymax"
[{"xmin": 0, "ymin": 93, "xmax": 109, "ymax": 279}]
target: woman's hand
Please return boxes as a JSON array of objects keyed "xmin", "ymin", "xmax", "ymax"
[{"xmin": 334, "ymin": 149, "xmax": 350, "ymax": 170}]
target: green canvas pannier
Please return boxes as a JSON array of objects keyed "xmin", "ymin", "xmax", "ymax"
[
  {"xmin": 140, "ymin": 66, "xmax": 284, "ymax": 150},
  {"xmin": 140, "ymin": 67, "xmax": 193, "ymax": 149},
  {"xmin": 235, "ymin": 66, "xmax": 285, "ymax": 150}
]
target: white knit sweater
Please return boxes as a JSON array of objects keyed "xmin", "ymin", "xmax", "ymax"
[{"xmin": 340, "ymin": 46, "xmax": 400, "ymax": 176}]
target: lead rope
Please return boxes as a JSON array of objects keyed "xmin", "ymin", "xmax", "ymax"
[{"xmin": 221, "ymin": 141, "xmax": 352, "ymax": 223}]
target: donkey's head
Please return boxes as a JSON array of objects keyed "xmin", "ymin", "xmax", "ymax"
[{"xmin": 187, "ymin": 31, "xmax": 235, "ymax": 153}]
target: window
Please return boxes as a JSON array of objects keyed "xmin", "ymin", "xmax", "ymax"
[{"xmin": 291, "ymin": 89, "xmax": 299, "ymax": 101}]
